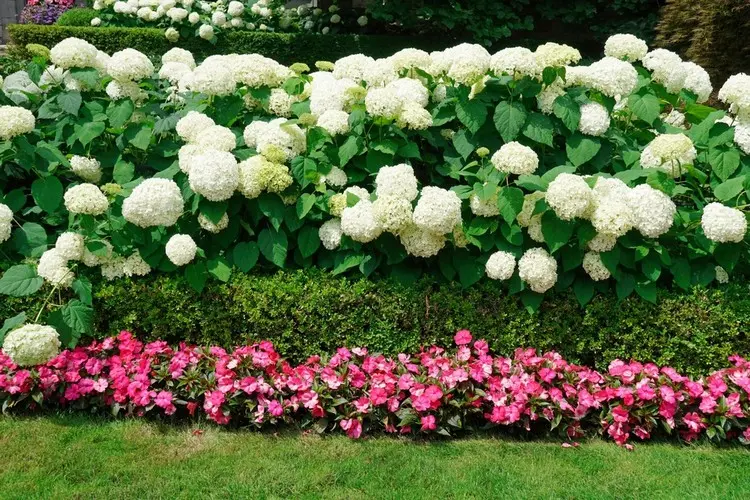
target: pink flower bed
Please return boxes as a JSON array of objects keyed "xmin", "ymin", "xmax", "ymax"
[{"xmin": 2, "ymin": 330, "xmax": 750, "ymax": 448}]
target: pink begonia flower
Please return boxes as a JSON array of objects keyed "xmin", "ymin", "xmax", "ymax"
[
  {"xmin": 340, "ymin": 418, "xmax": 362, "ymax": 439},
  {"xmin": 611, "ymin": 406, "xmax": 629, "ymax": 423},
  {"xmin": 420, "ymin": 415, "xmax": 437, "ymax": 431},
  {"xmin": 93, "ymin": 378, "xmax": 108, "ymax": 393},
  {"xmin": 454, "ymin": 330, "xmax": 472, "ymax": 346},
  {"xmin": 268, "ymin": 400, "xmax": 284, "ymax": 417},
  {"xmin": 155, "ymin": 391, "xmax": 176, "ymax": 415}
]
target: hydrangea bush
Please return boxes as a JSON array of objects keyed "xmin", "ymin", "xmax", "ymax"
[
  {"xmin": 0, "ymin": 34, "xmax": 749, "ymax": 347},
  {"xmin": 86, "ymin": 0, "xmax": 367, "ymax": 41},
  {"xmin": 2, "ymin": 329, "xmax": 750, "ymax": 448}
]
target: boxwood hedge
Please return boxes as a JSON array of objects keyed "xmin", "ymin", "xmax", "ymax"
[
  {"xmin": 2, "ymin": 267, "xmax": 747, "ymax": 376},
  {"xmin": 8, "ymin": 23, "xmax": 452, "ymax": 65}
]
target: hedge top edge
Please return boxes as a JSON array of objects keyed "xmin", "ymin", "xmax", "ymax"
[{"xmin": 0, "ymin": 33, "xmax": 749, "ymax": 350}]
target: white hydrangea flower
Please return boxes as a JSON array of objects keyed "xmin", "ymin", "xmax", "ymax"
[
  {"xmin": 176, "ymin": 111, "xmax": 215, "ymax": 143},
  {"xmin": 199, "ymin": 24, "xmax": 215, "ymax": 40},
  {"xmin": 590, "ymin": 196, "xmax": 633, "ymax": 238},
  {"xmin": 527, "ymin": 216, "xmax": 545, "ymax": 243},
  {"xmin": 587, "ymin": 232, "xmax": 617, "ymax": 252},
  {"xmin": 470, "ymin": 191, "xmax": 500, "ymax": 217},
  {"xmin": 319, "ymin": 219, "xmax": 343, "ymax": 250},
  {"xmin": 374, "ymin": 163, "xmax": 418, "ymax": 201},
  {"xmin": 189, "ymin": 60, "xmax": 236, "ymax": 96},
  {"xmin": 490, "ymin": 47, "xmax": 541, "ymax": 78},
  {"xmin": 398, "ymin": 224, "xmax": 446, "ymax": 258},
  {"xmin": 193, "ymin": 125, "xmax": 236, "ymax": 152},
  {"xmin": 545, "ymin": 173, "xmax": 592, "ymax": 220},
  {"xmin": 55, "ymin": 232, "xmax": 84, "ymax": 261},
  {"xmin": 81, "ymin": 240, "xmax": 113, "ymax": 267},
  {"xmin": 715, "ymin": 266, "xmax": 729, "ymax": 284},
  {"xmin": 362, "ymin": 58, "xmax": 398, "ymax": 88},
  {"xmin": 0, "ymin": 106, "xmax": 35, "ymax": 141},
  {"xmin": 389, "ymin": 48, "xmax": 431, "ymax": 73},
  {"xmin": 372, "ymin": 195, "xmax": 413, "ymax": 233},
  {"xmin": 517, "ymin": 192, "xmax": 546, "ymax": 227},
  {"xmin": 627, "ymin": 184, "xmax": 676, "ymax": 238},
  {"xmin": 436, "ymin": 43, "xmax": 491, "ymax": 85},
  {"xmin": 640, "ymin": 133, "xmax": 697, "ymax": 177},
  {"xmin": 268, "ymin": 88, "xmax": 296, "ymax": 117},
  {"xmin": 662, "ymin": 109, "xmax": 686, "ymax": 128},
  {"xmin": 681, "ymin": 62, "xmax": 712, "ymax": 103},
  {"xmin": 718, "ymin": 73, "xmax": 750, "ymax": 118},
  {"xmin": 38, "ymin": 248, "xmax": 74, "ymax": 288},
  {"xmin": 321, "ymin": 166, "xmax": 348, "ymax": 188},
  {"xmin": 105, "ymin": 80, "xmax": 147, "ymax": 102},
  {"xmin": 586, "ymin": 57, "xmax": 638, "ymax": 97},
  {"xmin": 317, "ymin": 110, "xmax": 350, "ymax": 135},
  {"xmin": 2, "ymin": 324, "xmax": 60, "ymax": 367},
  {"xmin": 701, "ymin": 202, "xmax": 747, "ymax": 243},
  {"xmin": 332, "ymin": 54, "xmax": 375, "ymax": 82},
  {"xmin": 70, "ymin": 156, "xmax": 102, "ymax": 183},
  {"xmin": 243, "ymin": 118, "xmax": 306, "ymax": 162},
  {"xmin": 341, "ymin": 200, "xmax": 382, "ymax": 243},
  {"xmin": 0, "ymin": 203, "xmax": 12, "ymax": 244},
  {"xmin": 536, "ymin": 84, "xmax": 565, "ymax": 114},
  {"xmin": 123, "ymin": 252, "xmax": 151, "ymax": 277},
  {"xmin": 386, "ymin": 78, "xmax": 429, "ymax": 108},
  {"xmin": 165, "ymin": 234, "xmax": 197, "ymax": 266},
  {"xmin": 50, "ymin": 38, "xmax": 98, "ymax": 69},
  {"xmin": 189, "ymin": 11, "xmax": 200, "ymax": 23},
  {"xmin": 485, "ymin": 251, "xmax": 516, "ymax": 280},
  {"xmin": 166, "ymin": 7, "xmax": 189, "ymax": 23},
  {"xmin": 396, "ymin": 102, "xmax": 433, "ymax": 130},
  {"xmin": 579, "ymin": 102, "xmax": 610, "ymax": 136},
  {"xmin": 534, "ymin": 42, "xmax": 581, "ymax": 68},
  {"xmin": 100, "ymin": 254, "xmax": 126, "ymax": 281},
  {"xmin": 188, "ymin": 150, "xmax": 239, "ymax": 202},
  {"xmin": 162, "ymin": 47, "xmax": 196, "ymax": 69},
  {"xmin": 309, "ymin": 76, "xmax": 358, "ymax": 116},
  {"xmin": 412, "ymin": 186, "xmax": 462, "ymax": 235},
  {"xmin": 107, "ymin": 48, "xmax": 154, "ymax": 81},
  {"xmin": 518, "ymin": 247, "xmax": 558, "ymax": 293},
  {"xmin": 734, "ymin": 120, "xmax": 750, "ymax": 154},
  {"xmin": 490, "ymin": 142, "xmax": 539, "ymax": 175},
  {"xmin": 158, "ymin": 61, "xmax": 192, "ymax": 83},
  {"xmin": 365, "ymin": 87, "xmax": 401, "ymax": 119},
  {"xmin": 64, "ymin": 184, "xmax": 109, "ymax": 215},
  {"xmin": 198, "ymin": 213, "xmax": 229, "ymax": 233},
  {"xmin": 227, "ymin": 1, "xmax": 244, "ymax": 16},
  {"xmin": 582, "ymin": 251, "xmax": 611, "ymax": 281},
  {"xmin": 232, "ymin": 54, "xmax": 293, "ymax": 89},
  {"xmin": 604, "ymin": 34, "xmax": 648, "ymax": 62},
  {"xmin": 643, "ymin": 49, "xmax": 685, "ymax": 94},
  {"xmin": 122, "ymin": 178, "xmax": 184, "ymax": 227}
]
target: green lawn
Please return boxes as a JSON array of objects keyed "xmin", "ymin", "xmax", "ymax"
[{"xmin": 1, "ymin": 416, "xmax": 749, "ymax": 499}]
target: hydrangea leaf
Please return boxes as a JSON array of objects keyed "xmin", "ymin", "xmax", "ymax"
[{"xmin": 493, "ymin": 101, "xmax": 527, "ymax": 142}]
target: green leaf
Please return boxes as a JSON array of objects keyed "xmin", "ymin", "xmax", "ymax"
[
  {"xmin": 338, "ymin": 136, "xmax": 361, "ymax": 167},
  {"xmin": 296, "ymin": 193, "xmax": 316, "ymax": 219},
  {"xmin": 297, "ymin": 226, "xmax": 320, "ymax": 258},
  {"xmin": 57, "ymin": 91, "xmax": 82, "ymax": 115},
  {"xmin": 185, "ymin": 261, "xmax": 208, "ymax": 293},
  {"xmin": 708, "ymin": 147, "xmax": 740, "ymax": 181},
  {"xmin": 199, "ymin": 199, "xmax": 228, "ymax": 224},
  {"xmin": 453, "ymin": 249, "xmax": 484, "ymax": 287},
  {"xmin": 646, "ymin": 170, "xmax": 675, "ymax": 196},
  {"xmin": 452, "ymin": 129, "xmax": 475, "ymax": 159},
  {"xmin": 35, "ymin": 143, "xmax": 69, "ymax": 167},
  {"xmin": 207, "ymin": 257, "xmax": 232, "ymax": 282},
  {"xmin": 12, "ymin": 222, "xmax": 47, "ymax": 257},
  {"xmin": 456, "ymin": 98, "xmax": 487, "ymax": 134},
  {"xmin": 258, "ymin": 228, "xmax": 288, "ymax": 267},
  {"xmin": 0, "ymin": 266, "xmax": 44, "ymax": 297},
  {"xmin": 232, "ymin": 242, "xmax": 259, "ymax": 272},
  {"xmin": 573, "ymin": 278, "xmax": 594, "ymax": 306},
  {"xmin": 635, "ymin": 281, "xmax": 657, "ymax": 303},
  {"xmin": 333, "ymin": 253, "xmax": 363, "ymax": 275},
  {"xmin": 47, "ymin": 309, "xmax": 78, "ymax": 348},
  {"xmin": 542, "ymin": 67, "xmax": 558, "ymax": 85},
  {"xmin": 31, "ymin": 176, "xmax": 63, "ymax": 213},
  {"xmin": 76, "ymin": 121, "xmax": 106, "ymax": 146},
  {"xmin": 522, "ymin": 113, "xmax": 554, "ymax": 147},
  {"xmin": 615, "ymin": 273, "xmax": 635, "ymax": 299},
  {"xmin": 540, "ymin": 211, "xmax": 575, "ymax": 253},
  {"xmin": 128, "ymin": 125, "xmax": 153, "ymax": 150},
  {"xmin": 670, "ymin": 258, "xmax": 691, "ymax": 290},
  {"xmin": 0, "ymin": 312, "xmax": 27, "ymax": 345},
  {"xmin": 628, "ymin": 93, "xmax": 660, "ymax": 124},
  {"xmin": 496, "ymin": 187, "xmax": 524, "ymax": 225},
  {"xmin": 566, "ymin": 133, "xmax": 601, "ymax": 167},
  {"xmin": 553, "ymin": 94, "xmax": 580, "ymax": 132},
  {"xmin": 714, "ymin": 176, "xmax": 746, "ymax": 201},
  {"xmin": 107, "ymin": 99, "xmax": 135, "ymax": 128},
  {"xmin": 258, "ymin": 194, "xmax": 286, "ymax": 231},
  {"xmin": 69, "ymin": 67, "xmax": 100, "ymax": 88},
  {"xmin": 494, "ymin": 101, "xmax": 527, "ymax": 142},
  {"xmin": 641, "ymin": 253, "xmax": 662, "ymax": 281},
  {"xmin": 113, "ymin": 160, "xmax": 135, "ymax": 184},
  {"xmin": 71, "ymin": 277, "xmax": 93, "ymax": 305},
  {"xmin": 61, "ymin": 299, "xmax": 94, "ymax": 334}
]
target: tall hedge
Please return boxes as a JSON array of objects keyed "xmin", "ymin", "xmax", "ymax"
[
  {"xmin": 655, "ymin": 0, "xmax": 750, "ymax": 87},
  {"xmin": 7, "ymin": 24, "xmax": 452, "ymax": 65},
  {"xmin": 2, "ymin": 268, "xmax": 748, "ymax": 376}
]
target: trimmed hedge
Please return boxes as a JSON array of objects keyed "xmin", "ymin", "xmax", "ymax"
[
  {"xmin": 2, "ymin": 268, "xmax": 748, "ymax": 376},
  {"xmin": 7, "ymin": 24, "xmax": 453, "ymax": 65},
  {"xmin": 55, "ymin": 7, "xmax": 98, "ymax": 27}
]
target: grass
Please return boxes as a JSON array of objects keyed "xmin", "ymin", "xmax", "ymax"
[{"xmin": 1, "ymin": 416, "xmax": 749, "ymax": 499}]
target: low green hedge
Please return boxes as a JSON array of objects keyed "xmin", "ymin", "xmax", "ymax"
[
  {"xmin": 2, "ymin": 268, "xmax": 748, "ymax": 376},
  {"xmin": 55, "ymin": 7, "xmax": 98, "ymax": 27},
  {"xmin": 8, "ymin": 23, "xmax": 453, "ymax": 64}
]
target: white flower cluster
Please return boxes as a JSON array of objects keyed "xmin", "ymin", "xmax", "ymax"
[
  {"xmin": 64, "ymin": 184, "xmax": 109, "ymax": 215},
  {"xmin": 319, "ymin": 219, "xmax": 343, "ymax": 250},
  {"xmin": 582, "ymin": 252, "xmax": 611, "ymax": 281},
  {"xmin": 430, "ymin": 44, "xmax": 491, "ymax": 85},
  {"xmin": 0, "ymin": 106, "xmax": 35, "ymax": 141},
  {"xmin": 485, "ymin": 251, "xmax": 516, "ymax": 280},
  {"xmin": 165, "ymin": 234, "xmax": 197, "ymax": 266},
  {"xmin": 55, "ymin": 232, "xmax": 84, "ymax": 260},
  {"xmin": 491, "ymin": 142, "xmax": 539, "ymax": 175},
  {"xmin": 701, "ymin": 202, "xmax": 747, "ymax": 243},
  {"xmin": 545, "ymin": 173, "xmax": 592, "ymax": 221},
  {"xmin": 518, "ymin": 248, "xmax": 558, "ymax": 293},
  {"xmin": 107, "ymin": 48, "xmax": 154, "ymax": 82},
  {"xmin": 412, "ymin": 186, "xmax": 462, "ymax": 235},
  {"xmin": 0, "ymin": 203, "xmax": 12, "ymax": 243},
  {"xmin": 578, "ymin": 102, "xmax": 610, "ymax": 136},
  {"xmin": 718, "ymin": 73, "xmax": 750, "ymax": 120},
  {"xmin": 534, "ymin": 43, "xmax": 581, "ymax": 69},
  {"xmin": 70, "ymin": 156, "xmax": 102, "ymax": 183},
  {"xmin": 490, "ymin": 47, "xmax": 541, "ymax": 79},
  {"xmin": 604, "ymin": 34, "xmax": 649, "ymax": 62},
  {"xmin": 640, "ymin": 133, "xmax": 697, "ymax": 177},
  {"xmin": 316, "ymin": 110, "xmax": 350, "ymax": 136},
  {"xmin": 237, "ymin": 155, "xmax": 293, "ymax": 198},
  {"xmin": 38, "ymin": 248, "xmax": 75, "ymax": 288},
  {"xmin": 642, "ymin": 49, "xmax": 712, "ymax": 103},
  {"xmin": 49, "ymin": 38, "xmax": 98, "ymax": 69},
  {"xmin": 122, "ymin": 178, "xmax": 184, "ymax": 227},
  {"xmin": 2, "ymin": 324, "xmax": 60, "ymax": 367}
]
